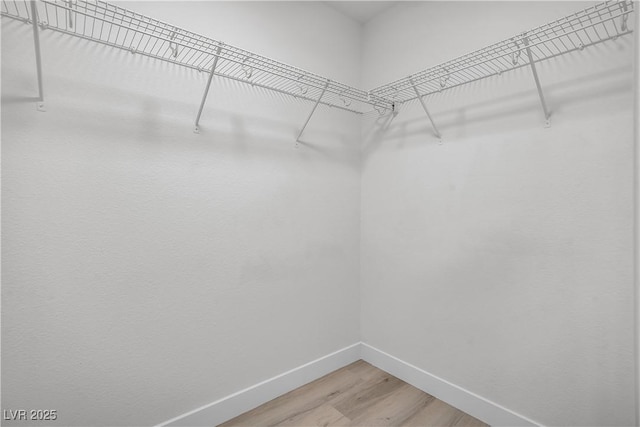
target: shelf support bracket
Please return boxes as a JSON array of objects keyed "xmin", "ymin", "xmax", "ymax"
[
  {"xmin": 296, "ymin": 80, "xmax": 329, "ymax": 143},
  {"xmin": 30, "ymin": 0, "xmax": 45, "ymax": 112},
  {"xmin": 194, "ymin": 43, "xmax": 223, "ymax": 134},
  {"xmin": 383, "ymin": 104, "xmax": 399, "ymax": 131},
  {"xmin": 523, "ymin": 37, "xmax": 551, "ymax": 127},
  {"xmin": 410, "ymin": 79, "xmax": 441, "ymax": 140}
]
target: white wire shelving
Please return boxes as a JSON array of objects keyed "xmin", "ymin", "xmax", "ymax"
[
  {"xmin": 0, "ymin": 0, "xmax": 393, "ymax": 137},
  {"xmin": 369, "ymin": 0, "xmax": 634, "ymax": 133},
  {"xmin": 1, "ymin": 0, "xmax": 636, "ymax": 138}
]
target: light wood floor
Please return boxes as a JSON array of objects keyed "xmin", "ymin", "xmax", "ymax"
[{"xmin": 219, "ymin": 360, "xmax": 489, "ymax": 427}]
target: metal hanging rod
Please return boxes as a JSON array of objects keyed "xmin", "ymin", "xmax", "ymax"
[
  {"xmin": 370, "ymin": 1, "xmax": 634, "ymax": 105},
  {"xmin": 1, "ymin": 0, "xmax": 392, "ymax": 116}
]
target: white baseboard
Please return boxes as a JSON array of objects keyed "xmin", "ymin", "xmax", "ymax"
[
  {"xmin": 360, "ymin": 343, "xmax": 542, "ymax": 427},
  {"xmin": 158, "ymin": 342, "xmax": 542, "ymax": 427},
  {"xmin": 156, "ymin": 342, "xmax": 361, "ymax": 427}
]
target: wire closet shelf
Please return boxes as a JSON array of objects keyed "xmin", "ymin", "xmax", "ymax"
[
  {"xmin": 369, "ymin": 1, "xmax": 634, "ymax": 104},
  {"xmin": 1, "ymin": 0, "xmax": 392, "ymax": 115},
  {"xmin": 0, "ymin": 0, "xmax": 635, "ymax": 120}
]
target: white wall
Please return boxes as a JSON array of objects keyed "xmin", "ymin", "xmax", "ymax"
[
  {"xmin": 1, "ymin": 2, "xmax": 361, "ymax": 426},
  {"xmin": 360, "ymin": 2, "xmax": 636, "ymax": 426},
  {"xmin": 3, "ymin": 2, "xmax": 637, "ymax": 426}
]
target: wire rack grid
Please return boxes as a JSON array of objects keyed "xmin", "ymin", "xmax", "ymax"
[
  {"xmin": 1, "ymin": 0, "xmax": 635, "ymax": 117},
  {"xmin": 1, "ymin": 0, "xmax": 394, "ymax": 115},
  {"xmin": 369, "ymin": 0, "xmax": 635, "ymax": 104}
]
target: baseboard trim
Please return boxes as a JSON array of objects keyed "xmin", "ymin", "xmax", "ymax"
[
  {"xmin": 360, "ymin": 342, "xmax": 542, "ymax": 427},
  {"xmin": 158, "ymin": 342, "xmax": 542, "ymax": 427},
  {"xmin": 156, "ymin": 342, "xmax": 361, "ymax": 427}
]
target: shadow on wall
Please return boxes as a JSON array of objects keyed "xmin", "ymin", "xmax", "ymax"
[
  {"xmin": 2, "ymin": 19, "xmax": 361, "ymax": 171},
  {"xmin": 1, "ymin": 95, "xmax": 42, "ymax": 104},
  {"xmin": 1, "ymin": 73, "xmax": 361, "ymax": 171},
  {"xmin": 361, "ymin": 62, "xmax": 632, "ymax": 162}
]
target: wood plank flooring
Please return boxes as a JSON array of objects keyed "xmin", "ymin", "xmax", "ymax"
[{"xmin": 219, "ymin": 360, "xmax": 488, "ymax": 427}]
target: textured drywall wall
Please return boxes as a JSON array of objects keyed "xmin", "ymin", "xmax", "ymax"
[
  {"xmin": 360, "ymin": 2, "xmax": 636, "ymax": 426},
  {"xmin": 1, "ymin": 2, "xmax": 361, "ymax": 426}
]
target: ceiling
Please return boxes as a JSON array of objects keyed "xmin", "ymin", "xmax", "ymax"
[{"xmin": 324, "ymin": 1, "xmax": 397, "ymax": 24}]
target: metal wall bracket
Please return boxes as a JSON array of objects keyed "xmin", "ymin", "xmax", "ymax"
[
  {"xmin": 296, "ymin": 80, "xmax": 329, "ymax": 144},
  {"xmin": 193, "ymin": 43, "xmax": 223, "ymax": 134},
  {"xmin": 523, "ymin": 37, "xmax": 552, "ymax": 127},
  {"xmin": 383, "ymin": 106, "xmax": 399, "ymax": 131},
  {"xmin": 410, "ymin": 79, "xmax": 442, "ymax": 140},
  {"xmin": 30, "ymin": 1, "xmax": 45, "ymax": 112}
]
